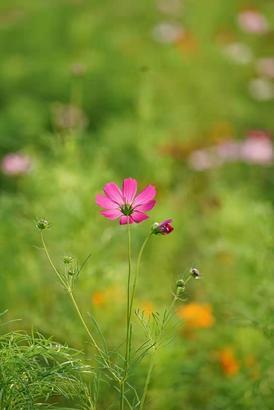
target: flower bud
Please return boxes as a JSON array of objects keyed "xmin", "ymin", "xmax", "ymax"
[
  {"xmin": 64, "ymin": 256, "xmax": 73, "ymax": 264},
  {"xmin": 36, "ymin": 219, "xmax": 49, "ymax": 230},
  {"xmin": 176, "ymin": 279, "xmax": 185, "ymax": 296},
  {"xmin": 152, "ymin": 219, "xmax": 174, "ymax": 235},
  {"xmin": 176, "ymin": 286, "xmax": 185, "ymax": 297},
  {"xmin": 191, "ymin": 267, "xmax": 201, "ymax": 279},
  {"xmin": 68, "ymin": 268, "xmax": 76, "ymax": 276},
  {"xmin": 176, "ymin": 279, "xmax": 185, "ymax": 288}
]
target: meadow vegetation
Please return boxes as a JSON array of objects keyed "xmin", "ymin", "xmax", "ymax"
[{"xmin": 0, "ymin": 0, "xmax": 273, "ymax": 408}]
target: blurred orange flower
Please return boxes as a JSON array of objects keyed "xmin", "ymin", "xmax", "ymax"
[
  {"xmin": 91, "ymin": 286, "xmax": 123, "ymax": 308},
  {"xmin": 139, "ymin": 301, "xmax": 154, "ymax": 317},
  {"xmin": 91, "ymin": 291, "xmax": 108, "ymax": 307},
  {"xmin": 175, "ymin": 31, "xmax": 198, "ymax": 54},
  {"xmin": 219, "ymin": 348, "xmax": 239, "ymax": 376},
  {"xmin": 177, "ymin": 303, "xmax": 215, "ymax": 329}
]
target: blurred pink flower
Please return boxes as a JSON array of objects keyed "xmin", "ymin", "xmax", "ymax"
[
  {"xmin": 240, "ymin": 131, "xmax": 273, "ymax": 164},
  {"xmin": 256, "ymin": 58, "xmax": 274, "ymax": 79},
  {"xmin": 96, "ymin": 178, "xmax": 156, "ymax": 224},
  {"xmin": 1, "ymin": 152, "xmax": 32, "ymax": 176},
  {"xmin": 216, "ymin": 141, "xmax": 241, "ymax": 160},
  {"xmin": 237, "ymin": 10, "xmax": 269, "ymax": 34},
  {"xmin": 188, "ymin": 133, "xmax": 273, "ymax": 170}
]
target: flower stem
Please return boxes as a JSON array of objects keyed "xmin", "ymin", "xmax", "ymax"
[
  {"xmin": 40, "ymin": 231, "xmax": 120, "ymax": 383},
  {"xmin": 129, "ymin": 233, "xmax": 152, "ymax": 326},
  {"xmin": 139, "ymin": 355, "xmax": 155, "ymax": 410},
  {"xmin": 67, "ymin": 289, "xmax": 103, "ymax": 354},
  {"xmin": 125, "ymin": 222, "xmax": 132, "ymax": 364},
  {"xmin": 121, "ymin": 231, "xmax": 152, "ymax": 409},
  {"xmin": 120, "ymin": 223, "xmax": 132, "ymax": 409},
  {"xmin": 40, "ymin": 232, "xmax": 67, "ymax": 289}
]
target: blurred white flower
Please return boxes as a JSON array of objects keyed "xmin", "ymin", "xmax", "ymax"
[
  {"xmin": 237, "ymin": 10, "xmax": 269, "ymax": 34},
  {"xmin": 241, "ymin": 132, "xmax": 273, "ymax": 164},
  {"xmin": 223, "ymin": 42, "xmax": 253, "ymax": 65},
  {"xmin": 152, "ymin": 22, "xmax": 183, "ymax": 44},
  {"xmin": 1, "ymin": 152, "xmax": 32, "ymax": 176},
  {"xmin": 256, "ymin": 58, "xmax": 274, "ymax": 79},
  {"xmin": 249, "ymin": 78, "xmax": 274, "ymax": 101}
]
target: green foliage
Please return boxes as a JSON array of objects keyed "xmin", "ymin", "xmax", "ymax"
[
  {"xmin": 0, "ymin": 330, "xmax": 93, "ymax": 409},
  {"xmin": 0, "ymin": 0, "xmax": 273, "ymax": 408}
]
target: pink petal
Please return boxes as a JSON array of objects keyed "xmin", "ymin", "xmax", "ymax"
[
  {"xmin": 135, "ymin": 200, "xmax": 156, "ymax": 212},
  {"xmin": 101, "ymin": 209, "xmax": 122, "ymax": 220},
  {"xmin": 104, "ymin": 182, "xmax": 124, "ymax": 205},
  {"xmin": 133, "ymin": 185, "xmax": 156, "ymax": 207},
  {"xmin": 122, "ymin": 178, "xmax": 137, "ymax": 204},
  {"xmin": 96, "ymin": 194, "xmax": 118, "ymax": 210},
  {"xmin": 131, "ymin": 211, "xmax": 149, "ymax": 223},
  {"xmin": 120, "ymin": 215, "xmax": 134, "ymax": 224}
]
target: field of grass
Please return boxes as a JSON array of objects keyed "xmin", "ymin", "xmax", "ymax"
[{"xmin": 0, "ymin": 0, "xmax": 273, "ymax": 409}]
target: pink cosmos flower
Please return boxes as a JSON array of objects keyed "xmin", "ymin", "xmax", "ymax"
[
  {"xmin": 237, "ymin": 10, "xmax": 269, "ymax": 34},
  {"xmin": 96, "ymin": 178, "xmax": 156, "ymax": 224},
  {"xmin": 240, "ymin": 131, "xmax": 273, "ymax": 164},
  {"xmin": 1, "ymin": 153, "xmax": 32, "ymax": 176},
  {"xmin": 153, "ymin": 219, "xmax": 174, "ymax": 235}
]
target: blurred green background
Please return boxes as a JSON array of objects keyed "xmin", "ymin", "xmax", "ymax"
[{"xmin": 0, "ymin": 0, "xmax": 273, "ymax": 409}]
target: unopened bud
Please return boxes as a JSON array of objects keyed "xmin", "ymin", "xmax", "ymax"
[
  {"xmin": 176, "ymin": 279, "xmax": 185, "ymax": 296},
  {"xmin": 64, "ymin": 256, "xmax": 73, "ymax": 264},
  {"xmin": 68, "ymin": 268, "xmax": 76, "ymax": 276},
  {"xmin": 36, "ymin": 219, "xmax": 49, "ymax": 230},
  {"xmin": 176, "ymin": 279, "xmax": 185, "ymax": 288},
  {"xmin": 191, "ymin": 267, "xmax": 200, "ymax": 279},
  {"xmin": 152, "ymin": 219, "xmax": 174, "ymax": 235}
]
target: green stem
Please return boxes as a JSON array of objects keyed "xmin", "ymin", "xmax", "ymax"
[
  {"xmin": 123, "ymin": 232, "xmax": 152, "ymax": 409},
  {"xmin": 67, "ymin": 289, "xmax": 103, "ymax": 355},
  {"xmin": 125, "ymin": 222, "xmax": 132, "ymax": 363},
  {"xmin": 121, "ymin": 229, "xmax": 152, "ymax": 409},
  {"xmin": 121, "ymin": 223, "xmax": 132, "ymax": 410},
  {"xmin": 129, "ymin": 233, "xmax": 152, "ymax": 326},
  {"xmin": 40, "ymin": 232, "xmax": 67, "ymax": 289},
  {"xmin": 139, "ymin": 355, "xmax": 155, "ymax": 410},
  {"xmin": 40, "ymin": 232, "xmax": 120, "ymax": 383}
]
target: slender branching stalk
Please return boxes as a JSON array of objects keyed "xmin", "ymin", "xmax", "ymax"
[
  {"xmin": 38, "ymin": 219, "xmax": 191, "ymax": 409},
  {"xmin": 40, "ymin": 231, "xmax": 120, "ymax": 384}
]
